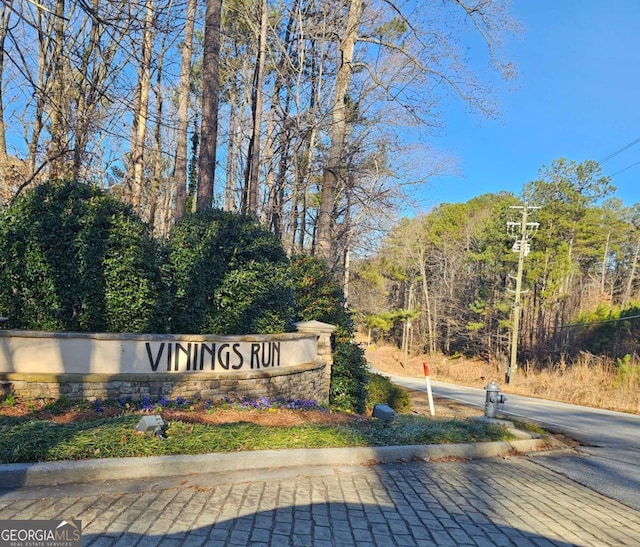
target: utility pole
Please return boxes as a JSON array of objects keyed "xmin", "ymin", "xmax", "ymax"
[{"xmin": 506, "ymin": 203, "xmax": 540, "ymax": 384}]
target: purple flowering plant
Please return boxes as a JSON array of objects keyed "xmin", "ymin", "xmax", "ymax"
[{"xmin": 84, "ymin": 395, "xmax": 326, "ymax": 415}]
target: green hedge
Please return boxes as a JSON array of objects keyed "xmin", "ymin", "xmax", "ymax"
[
  {"xmin": 366, "ymin": 372, "xmax": 411, "ymax": 413},
  {"xmin": 0, "ymin": 182, "xmax": 374, "ymax": 413},
  {"xmin": 0, "ymin": 181, "xmax": 166, "ymax": 332},
  {"xmin": 165, "ymin": 209, "xmax": 295, "ymax": 334},
  {"xmin": 289, "ymin": 255, "xmax": 369, "ymax": 413}
]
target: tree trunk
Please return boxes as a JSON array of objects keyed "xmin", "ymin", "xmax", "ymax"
[
  {"xmin": 272, "ymin": 115, "xmax": 292, "ymax": 242},
  {"xmin": 289, "ymin": 34, "xmax": 322, "ymax": 255},
  {"xmin": 130, "ymin": 0, "xmax": 154, "ymax": 212},
  {"xmin": 224, "ymin": 81, "xmax": 239, "ymax": 211},
  {"xmin": 26, "ymin": 7, "xmax": 52, "ymax": 182},
  {"xmin": 622, "ymin": 234, "xmax": 640, "ymax": 309},
  {"xmin": 242, "ymin": 0, "xmax": 268, "ymax": 215},
  {"xmin": 418, "ymin": 242, "xmax": 436, "ymax": 354},
  {"xmin": 0, "ymin": 1, "xmax": 10, "ymax": 191},
  {"xmin": 72, "ymin": 1, "xmax": 102, "ymax": 181},
  {"xmin": 263, "ymin": 94, "xmax": 277, "ymax": 227},
  {"xmin": 342, "ymin": 189, "xmax": 352, "ymax": 305},
  {"xmin": 316, "ymin": 0, "xmax": 363, "ymax": 265},
  {"xmin": 601, "ymin": 230, "xmax": 610, "ymax": 293},
  {"xmin": 48, "ymin": 0, "xmax": 68, "ymax": 180},
  {"xmin": 267, "ymin": 86, "xmax": 292, "ymax": 242},
  {"xmin": 174, "ymin": 0, "xmax": 196, "ymax": 221},
  {"xmin": 197, "ymin": 0, "xmax": 223, "ymax": 210},
  {"xmin": 149, "ymin": 33, "xmax": 168, "ymax": 231},
  {"xmin": 265, "ymin": 0, "xmax": 298, "ymax": 240}
]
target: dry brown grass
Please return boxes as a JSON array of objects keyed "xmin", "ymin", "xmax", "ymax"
[{"xmin": 364, "ymin": 342, "xmax": 640, "ymax": 415}]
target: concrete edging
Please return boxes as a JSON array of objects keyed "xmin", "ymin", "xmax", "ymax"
[{"xmin": 0, "ymin": 438, "xmax": 550, "ymax": 488}]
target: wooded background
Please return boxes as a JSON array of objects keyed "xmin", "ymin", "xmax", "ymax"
[
  {"xmin": 1, "ymin": 1, "xmax": 637, "ymax": 366},
  {"xmin": 0, "ymin": 0, "xmax": 516, "ymax": 271},
  {"xmin": 352, "ymin": 162, "xmax": 640, "ymax": 366}
]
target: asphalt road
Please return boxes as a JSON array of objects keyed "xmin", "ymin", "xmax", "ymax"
[{"xmin": 374, "ymin": 369, "xmax": 640, "ymax": 512}]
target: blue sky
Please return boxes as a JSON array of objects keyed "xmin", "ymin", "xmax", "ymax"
[{"xmin": 423, "ymin": 1, "xmax": 640, "ymax": 210}]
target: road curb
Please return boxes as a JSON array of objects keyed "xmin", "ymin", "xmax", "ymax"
[{"xmin": 1, "ymin": 438, "xmax": 551, "ymax": 488}]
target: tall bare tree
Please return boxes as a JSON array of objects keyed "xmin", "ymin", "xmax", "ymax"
[
  {"xmin": 129, "ymin": 0, "xmax": 155, "ymax": 211},
  {"xmin": 0, "ymin": 0, "xmax": 12, "ymax": 193},
  {"xmin": 197, "ymin": 0, "xmax": 224, "ymax": 210},
  {"xmin": 621, "ymin": 206, "xmax": 640, "ymax": 309},
  {"xmin": 224, "ymin": 73, "xmax": 241, "ymax": 211},
  {"xmin": 47, "ymin": 0, "xmax": 70, "ymax": 181},
  {"xmin": 241, "ymin": 0, "xmax": 268, "ymax": 214},
  {"xmin": 173, "ymin": 0, "xmax": 197, "ymax": 221},
  {"xmin": 316, "ymin": 0, "xmax": 364, "ymax": 265}
]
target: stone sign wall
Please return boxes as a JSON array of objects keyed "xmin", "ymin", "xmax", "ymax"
[{"xmin": 0, "ymin": 321, "xmax": 335, "ymax": 403}]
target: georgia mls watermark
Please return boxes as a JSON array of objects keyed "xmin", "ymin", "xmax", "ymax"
[{"xmin": 0, "ymin": 520, "xmax": 81, "ymax": 547}]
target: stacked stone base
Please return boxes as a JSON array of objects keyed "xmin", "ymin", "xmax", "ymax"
[{"xmin": 0, "ymin": 362, "xmax": 327, "ymax": 404}]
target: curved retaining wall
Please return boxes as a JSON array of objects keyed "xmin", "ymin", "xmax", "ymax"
[{"xmin": 0, "ymin": 320, "xmax": 335, "ymax": 403}]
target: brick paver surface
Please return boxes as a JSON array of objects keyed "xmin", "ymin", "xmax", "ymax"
[{"xmin": 1, "ymin": 458, "xmax": 639, "ymax": 546}]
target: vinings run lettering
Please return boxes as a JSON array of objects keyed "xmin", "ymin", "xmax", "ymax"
[{"xmin": 145, "ymin": 342, "xmax": 281, "ymax": 372}]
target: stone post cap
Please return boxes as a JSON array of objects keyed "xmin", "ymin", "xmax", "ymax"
[{"xmin": 294, "ymin": 320, "xmax": 336, "ymax": 334}]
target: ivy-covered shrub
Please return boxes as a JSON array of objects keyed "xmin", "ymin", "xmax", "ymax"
[
  {"xmin": 289, "ymin": 255, "xmax": 369, "ymax": 413},
  {"xmin": 329, "ymin": 339, "xmax": 369, "ymax": 413},
  {"xmin": 0, "ymin": 181, "xmax": 166, "ymax": 332},
  {"xmin": 0, "ymin": 184, "xmax": 376, "ymax": 415},
  {"xmin": 289, "ymin": 255, "xmax": 353, "ymax": 330},
  {"xmin": 165, "ymin": 209, "xmax": 295, "ymax": 334},
  {"xmin": 366, "ymin": 372, "xmax": 411, "ymax": 413}
]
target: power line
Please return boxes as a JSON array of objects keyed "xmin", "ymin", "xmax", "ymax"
[
  {"xmin": 611, "ymin": 160, "xmax": 640, "ymax": 177},
  {"xmin": 599, "ymin": 137, "xmax": 640, "ymax": 164},
  {"xmin": 556, "ymin": 313, "xmax": 640, "ymax": 330}
]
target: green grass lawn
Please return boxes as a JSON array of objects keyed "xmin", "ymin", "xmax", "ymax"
[{"xmin": 0, "ymin": 402, "xmax": 513, "ymax": 464}]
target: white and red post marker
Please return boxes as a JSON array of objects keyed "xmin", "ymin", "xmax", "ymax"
[{"xmin": 423, "ymin": 362, "xmax": 435, "ymax": 416}]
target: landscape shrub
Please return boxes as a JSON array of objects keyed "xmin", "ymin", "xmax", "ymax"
[
  {"xmin": 366, "ymin": 372, "xmax": 411, "ymax": 413},
  {"xmin": 0, "ymin": 186, "xmax": 372, "ymax": 413},
  {"xmin": 289, "ymin": 255, "xmax": 369, "ymax": 413},
  {"xmin": 165, "ymin": 209, "xmax": 295, "ymax": 334},
  {"xmin": 289, "ymin": 255, "xmax": 353, "ymax": 330},
  {"xmin": 329, "ymin": 339, "xmax": 369, "ymax": 413},
  {"xmin": 0, "ymin": 180, "xmax": 166, "ymax": 332}
]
